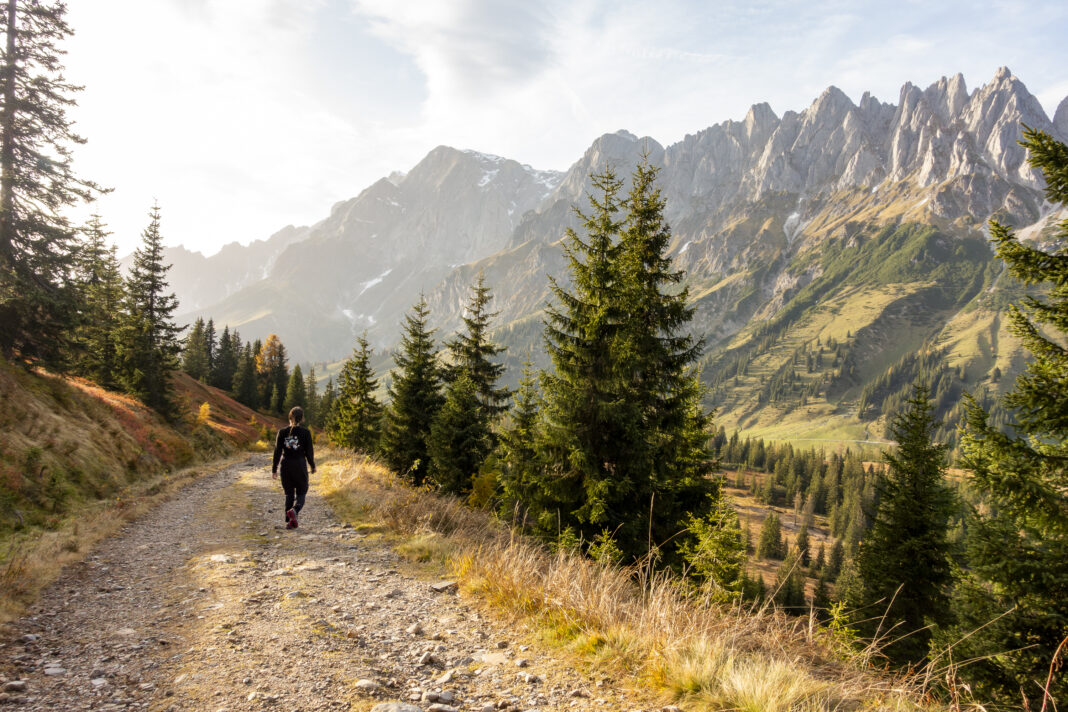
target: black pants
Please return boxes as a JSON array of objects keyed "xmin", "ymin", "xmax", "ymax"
[{"xmin": 280, "ymin": 469, "xmax": 309, "ymax": 518}]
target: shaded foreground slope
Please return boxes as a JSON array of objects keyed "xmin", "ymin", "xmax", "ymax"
[{"xmin": 0, "ymin": 361, "xmax": 283, "ymax": 619}]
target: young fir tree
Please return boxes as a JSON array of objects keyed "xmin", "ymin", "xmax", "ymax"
[
  {"xmin": 74, "ymin": 215, "xmax": 123, "ymax": 388},
  {"xmin": 318, "ymin": 377, "xmax": 336, "ymax": 432},
  {"xmin": 938, "ymin": 129, "xmax": 1068, "ymax": 705},
  {"xmin": 232, "ymin": 342, "xmax": 258, "ymax": 409},
  {"xmin": 677, "ymin": 497, "xmax": 747, "ymax": 601},
  {"xmin": 428, "ymin": 371, "xmax": 491, "ymax": 496},
  {"xmin": 445, "ymin": 274, "xmax": 510, "ymax": 417},
  {"xmin": 0, "ymin": 0, "xmax": 102, "ymax": 366},
  {"xmin": 203, "ymin": 318, "xmax": 216, "ymax": 378},
  {"xmin": 303, "ymin": 366, "xmax": 319, "ymax": 427},
  {"xmin": 756, "ymin": 512, "xmax": 785, "ymax": 560},
  {"xmin": 283, "ymin": 364, "xmax": 306, "ymax": 414},
  {"xmin": 331, "ymin": 335, "xmax": 383, "ymax": 453},
  {"xmin": 256, "ymin": 334, "xmax": 287, "ymax": 413},
  {"xmin": 210, "ymin": 325, "xmax": 238, "ymax": 391},
  {"xmin": 119, "ymin": 204, "xmax": 181, "ymax": 414},
  {"xmin": 850, "ymin": 383, "xmax": 954, "ymax": 666},
  {"xmin": 181, "ymin": 317, "xmax": 209, "ymax": 380},
  {"xmin": 773, "ymin": 549, "xmax": 807, "ymax": 611},
  {"xmin": 497, "ymin": 362, "xmax": 545, "ymax": 523},
  {"xmin": 795, "ymin": 523, "xmax": 811, "ymax": 568},
  {"xmin": 380, "ymin": 298, "xmax": 443, "ymax": 484}
]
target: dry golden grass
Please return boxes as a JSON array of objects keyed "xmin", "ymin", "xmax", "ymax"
[
  {"xmin": 320, "ymin": 453, "xmax": 967, "ymax": 712},
  {"xmin": 0, "ymin": 454, "xmax": 250, "ymax": 622}
]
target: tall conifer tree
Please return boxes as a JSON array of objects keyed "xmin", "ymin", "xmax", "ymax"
[
  {"xmin": 852, "ymin": 384, "xmax": 954, "ymax": 666},
  {"xmin": 331, "ymin": 335, "xmax": 383, "ymax": 453},
  {"xmin": 428, "ymin": 371, "xmax": 490, "ymax": 495},
  {"xmin": 182, "ymin": 317, "xmax": 209, "ymax": 380},
  {"xmin": 445, "ymin": 274, "xmax": 510, "ymax": 416},
  {"xmin": 210, "ymin": 325, "xmax": 237, "ymax": 391},
  {"xmin": 119, "ymin": 203, "xmax": 180, "ymax": 414},
  {"xmin": 74, "ymin": 214, "xmax": 122, "ymax": 387},
  {"xmin": 941, "ymin": 129, "xmax": 1068, "ymax": 704},
  {"xmin": 303, "ymin": 365, "xmax": 319, "ymax": 427},
  {"xmin": 283, "ymin": 364, "xmax": 306, "ymax": 414},
  {"xmin": 381, "ymin": 297, "xmax": 442, "ymax": 485},
  {"xmin": 0, "ymin": 0, "xmax": 102, "ymax": 365},
  {"xmin": 497, "ymin": 362, "xmax": 545, "ymax": 522}
]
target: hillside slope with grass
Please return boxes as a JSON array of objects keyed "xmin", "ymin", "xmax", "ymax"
[{"xmin": 0, "ymin": 360, "xmax": 284, "ymax": 619}]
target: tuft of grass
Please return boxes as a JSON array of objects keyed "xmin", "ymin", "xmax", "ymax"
[{"xmin": 319, "ymin": 453, "xmax": 965, "ymax": 711}]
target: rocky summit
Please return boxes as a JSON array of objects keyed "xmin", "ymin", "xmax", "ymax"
[{"xmin": 168, "ymin": 68, "xmax": 1066, "ymax": 444}]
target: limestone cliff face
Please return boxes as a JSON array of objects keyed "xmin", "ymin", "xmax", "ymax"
[{"xmin": 180, "ymin": 68, "xmax": 1065, "ymax": 364}]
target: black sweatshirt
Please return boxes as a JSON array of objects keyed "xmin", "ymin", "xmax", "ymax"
[{"xmin": 272, "ymin": 425, "xmax": 316, "ymax": 475}]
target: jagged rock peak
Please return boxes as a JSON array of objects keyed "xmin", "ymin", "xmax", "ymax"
[
  {"xmin": 745, "ymin": 102, "xmax": 779, "ymax": 138},
  {"xmin": 1053, "ymin": 96, "xmax": 1068, "ymax": 141},
  {"xmin": 923, "ymin": 73, "xmax": 968, "ymax": 123},
  {"xmin": 809, "ymin": 85, "xmax": 855, "ymax": 117}
]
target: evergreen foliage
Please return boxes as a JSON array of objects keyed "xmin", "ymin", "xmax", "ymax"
[
  {"xmin": 303, "ymin": 366, "xmax": 319, "ymax": 427},
  {"xmin": 72, "ymin": 214, "xmax": 122, "ymax": 387},
  {"xmin": 496, "ymin": 363, "xmax": 545, "ymax": 523},
  {"xmin": 851, "ymin": 383, "xmax": 955, "ymax": 666},
  {"xmin": 181, "ymin": 317, "xmax": 210, "ymax": 380},
  {"xmin": 232, "ymin": 342, "xmax": 258, "ymax": 409},
  {"xmin": 118, "ymin": 204, "xmax": 180, "ymax": 414},
  {"xmin": 534, "ymin": 162, "xmax": 717, "ymax": 562},
  {"xmin": 445, "ymin": 273, "xmax": 510, "ymax": 416},
  {"xmin": 756, "ymin": 512, "xmax": 785, "ymax": 560},
  {"xmin": 331, "ymin": 335, "xmax": 383, "ymax": 454},
  {"xmin": 381, "ymin": 297, "xmax": 443, "ymax": 484},
  {"xmin": 773, "ymin": 549, "xmax": 807, "ymax": 610},
  {"xmin": 210, "ymin": 325, "xmax": 238, "ymax": 391},
  {"xmin": 677, "ymin": 497, "xmax": 747, "ymax": 601},
  {"xmin": 0, "ymin": 0, "xmax": 102, "ymax": 366},
  {"xmin": 256, "ymin": 334, "xmax": 287, "ymax": 413},
  {"xmin": 428, "ymin": 371, "xmax": 491, "ymax": 496},
  {"xmin": 942, "ymin": 128, "xmax": 1068, "ymax": 705},
  {"xmin": 283, "ymin": 364, "xmax": 306, "ymax": 414}
]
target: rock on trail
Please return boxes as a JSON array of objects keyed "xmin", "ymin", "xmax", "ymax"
[{"xmin": 0, "ymin": 457, "xmax": 668, "ymax": 711}]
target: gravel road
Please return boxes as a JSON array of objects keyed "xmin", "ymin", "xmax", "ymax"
[{"xmin": 0, "ymin": 456, "xmax": 671, "ymax": 712}]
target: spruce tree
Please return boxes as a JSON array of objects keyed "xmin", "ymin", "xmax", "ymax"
[
  {"xmin": 537, "ymin": 167, "xmax": 629, "ymax": 544},
  {"xmin": 303, "ymin": 366, "xmax": 319, "ymax": 427},
  {"xmin": 283, "ymin": 364, "xmax": 306, "ymax": 414},
  {"xmin": 795, "ymin": 523, "xmax": 811, "ymax": 568},
  {"xmin": 773, "ymin": 549, "xmax": 807, "ymax": 611},
  {"xmin": 497, "ymin": 362, "xmax": 545, "ymax": 523},
  {"xmin": 536, "ymin": 163, "xmax": 716, "ymax": 560},
  {"xmin": 940, "ymin": 128, "xmax": 1068, "ymax": 704},
  {"xmin": 445, "ymin": 274, "xmax": 510, "ymax": 416},
  {"xmin": 73, "ymin": 214, "xmax": 122, "ymax": 387},
  {"xmin": 210, "ymin": 325, "xmax": 237, "ymax": 391},
  {"xmin": 851, "ymin": 384, "xmax": 954, "ymax": 666},
  {"xmin": 256, "ymin": 334, "xmax": 287, "ymax": 413},
  {"xmin": 331, "ymin": 335, "xmax": 383, "ymax": 454},
  {"xmin": 380, "ymin": 298, "xmax": 442, "ymax": 484},
  {"xmin": 428, "ymin": 371, "xmax": 491, "ymax": 496},
  {"xmin": 319, "ymin": 377, "xmax": 336, "ymax": 432},
  {"xmin": 232, "ymin": 342, "xmax": 258, "ymax": 408},
  {"xmin": 0, "ymin": 0, "xmax": 102, "ymax": 365},
  {"xmin": 181, "ymin": 317, "xmax": 209, "ymax": 380},
  {"xmin": 756, "ymin": 512, "xmax": 785, "ymax": 560},
  {"xmin": 119, "ymin": 204, "xmax": 181, "ymax": 414},
  {"xmin": 204, "ymin": 318, "xmax": 216, "ymax": 378},
  {"xmin": 616, "ymin": 157, "xmax": 718, "ymax": 561}
]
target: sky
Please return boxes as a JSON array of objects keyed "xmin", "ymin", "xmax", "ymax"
[{"xmin": 62, "ymin": 0, "xmax": 1068, "ymax": 257}]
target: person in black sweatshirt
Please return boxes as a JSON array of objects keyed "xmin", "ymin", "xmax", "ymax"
[{"xmin": 272, "ymin": 406, "xmax": 316, "ymax": 529}]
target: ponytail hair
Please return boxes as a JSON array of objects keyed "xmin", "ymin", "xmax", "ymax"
[{"xmin": 288, "ymin": 406, "xmax": 304, "ymax": 425}]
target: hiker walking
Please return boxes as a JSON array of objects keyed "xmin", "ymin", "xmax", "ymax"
[{"xmin": 272, "ymin": 406, "xmax": 316, "ymax": 529}]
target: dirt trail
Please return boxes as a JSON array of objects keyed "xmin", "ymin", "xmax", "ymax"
[{"xmin": 0, "ymin": 456, "xmax": 667, "ymax": 712}]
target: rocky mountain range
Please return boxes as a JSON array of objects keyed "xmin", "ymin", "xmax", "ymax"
[{"xmin": 167, "ymin": 67, "xmax": 1067, "ymax": 444}]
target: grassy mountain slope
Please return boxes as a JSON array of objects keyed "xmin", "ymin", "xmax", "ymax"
[{"xmin": 0, "ymin": 361, "xmax": 284, "ymax": 619}]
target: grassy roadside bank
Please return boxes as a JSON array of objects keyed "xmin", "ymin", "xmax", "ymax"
[
  {"xmin": 0, "ymin": 359, "xmax": 285, "ymax": 622},
  {"xmin": 319, "ymin": 452, "xmax": 954, "ymax": 712}
]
